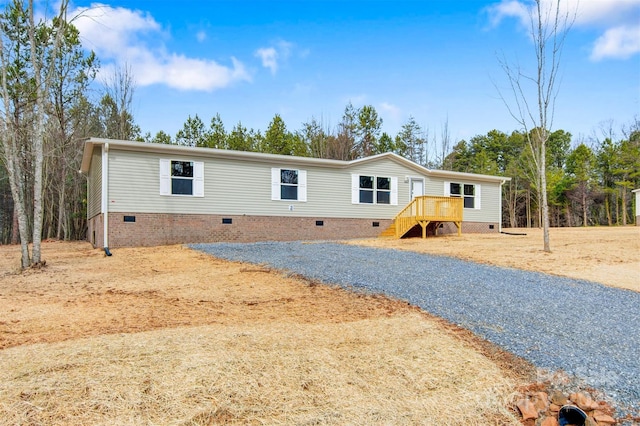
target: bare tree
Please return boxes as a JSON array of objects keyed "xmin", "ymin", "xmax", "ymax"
[
  {"xmin": 439, "ymin": 117, "xmax": 452, "ymax": 169},
  {"xmin": 0, "ymin": 0, "xmax": 70, "ymax": 267},
  {"xmin": 327, "ymin": 102, "xmax": 357, "ymax": 161},
  {"xmin": 497, "ymin": 0, "xmax": 575, "ymax": 252},
  {"xmin": 99, "ymin": 64, "xmax": 140, "ymax": 140},
  {"xmin": 45, "ymin": 16, "xmax": 97, "ymax": 241}
]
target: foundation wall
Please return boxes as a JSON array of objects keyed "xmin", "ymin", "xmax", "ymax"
[
  {"xmin": 91, "ymin": 213, "xmax": 392, "ymax": 248},
  {"xmin": 439, "ymin": 221, "xmax": 500, "ymax": 234},
  {"xmin": 88, "ymin": 213, "xmax": 500, "ymax": 248}
]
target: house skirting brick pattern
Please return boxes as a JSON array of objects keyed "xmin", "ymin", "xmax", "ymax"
[
  {"xmin": 87, "ymin": 213, "xmax": 393, "ymax": 248},
  {"xmin": 439, "ymin": 221, "xmax": 500, "ymax": 234},
  {"xmin": 401, "ymin": 221, "xmax": 499, "ymax": 238},
  {"xmin": 87, "ymin": 213, "xmax": 501, "ymax": 248}
]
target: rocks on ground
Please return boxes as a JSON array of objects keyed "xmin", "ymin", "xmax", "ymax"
[{"xmin": 514, "ymin": 388, "xmax": 620, "ymax": 426}]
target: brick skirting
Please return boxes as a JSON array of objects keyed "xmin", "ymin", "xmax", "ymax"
[
  {"xmin": 400, "ymin": 221, "xmax": 500, "ymax": 238},
  {"xmin": 87, "ymin": 213, "xmax": 501, "ymax": 248},
  {"xmin": 439, "ymin": 221, "xmax": 500, "ymax": 234},
  {"xmin": 87, "ymin": 213, "xmax": 393, "ymax": 248}
]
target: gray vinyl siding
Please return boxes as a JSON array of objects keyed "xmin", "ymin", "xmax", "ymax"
[
  {"xmin": 348, "ymin": 161, "xmax": 415, "ymax": 211},
  {"xmin": 107, "ymin": 149, "xmax": 414, "ymax": 219},
  {"xmin": 426, "ymin": 176, "xmax": 502, "ymax": 223},
  {"xmin": 478, "ymin": 182, "xmax": 501, "ymax": 223},
  {"xmin": 105, "ymin": 148, "xmax": 501, "ymax": 222},
  {"xmin": 87, "ymin": 146, "xmax": 102, "ymax": 219}
]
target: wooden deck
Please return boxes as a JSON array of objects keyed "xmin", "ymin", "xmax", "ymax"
[{"xmin": 380, "ymin": 196, "xmax": 463, "ymax": 239}]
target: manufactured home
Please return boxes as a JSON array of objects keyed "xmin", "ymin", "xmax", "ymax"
[{"xmin": 80, "ymin": 138, "xmax": 510, "ymax": 249}]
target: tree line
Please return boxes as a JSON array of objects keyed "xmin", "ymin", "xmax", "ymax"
[
  {"xmin": 142, "ymin": 103, "xmax": 442, "ymax": 164},
  {"xmin": 0, "ymin": 1, "xmax": 141, "ymax": 265},
  {"xmin": 0, "ymin": 0, "xmax": 638, "ymax": 265},
  {"xmin": 444, "ymin": 126, "xmax": 639, "ymax": 229},
  {"xmin": 145, "ymin": 111, "xmax": 639, "ymax": 230}
]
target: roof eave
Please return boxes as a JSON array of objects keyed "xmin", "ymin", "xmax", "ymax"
[
  {"xmin": 428, "ymin": 168, "xmax": 512, "ymax": 183},
  {"xmin": 79, "ymin": 138, "xmax": 94, "ymax": 174},
  {"xmin": 350, "ymin": 152, "xmax": 511, "ymax": 183},
  {"xmin": 80, "ymin": 138, "xmax": 511, "ymax": 183},
  {"xmin": 81, "ymin": 137, "xmax": 353, "ymax": 169}
]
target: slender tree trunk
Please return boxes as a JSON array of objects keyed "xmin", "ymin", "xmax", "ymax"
[
  {"xmin": 7, "ymin": 159, "xmax": 31, "ymax": 265},
  {"xmin": 508, "ymin": 181, "xmax": 517, "ymax": 228},
  {"xmin": 11, "ymin": 207, "xmax": 19, "ymax": 244},
  {"xmin": 1, "ymin": 0, "xmax": 69, "ymax": 266},
  {"xmin": 497, "ymin": 0, "xmax": 574, "ymax": 250},
  {"xmin": 526, "ymin": 189, "xmax": 531, "ymax": 228},
  {"xmin": 582, "ymin": 187, "xmax": 588, "ymax": 226},
  {"xmin": 56, "ymin": 163, "xmax": 66, "ymax": 239},
  {"xmin": 621, "ymin": 189, "xmax": 627, "ymax": 225},
  {"xmin": 540, "ymin": 140, "xmax": 550, "ymax": 250},
  {"xmin": 1, "ymin": 54, "xmax": 30, "ymax": 264},
  {"xmin": 27, "ymin": 0, "xmax": 45, "ymax": 265}
]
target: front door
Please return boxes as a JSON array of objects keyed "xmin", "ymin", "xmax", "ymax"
[
  {"xmin": 411, "ymin": 179, "xmax": 424, "ymax": 199},
  {"xmin": 410, "ymin": 178, "xmax": 424, "ymax": 216}
]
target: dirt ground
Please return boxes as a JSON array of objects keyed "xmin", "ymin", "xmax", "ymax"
[
  {"xmin": 0, "ymin": 227, "xmax": 636, "ymax": 424},
  {"xmin": 3, "ymin": 226, "xmax": 634, "ymax": 350},
  {"xmin": 0, "ymin": 242, "xmax": 428, "ymax": 350},
  {"xmin": 355, "ymin": 226, "xmax": 640, "ymax": 292}
]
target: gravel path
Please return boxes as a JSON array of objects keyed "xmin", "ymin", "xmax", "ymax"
[{"xmin": 190, "ymin": 241, "xmax": 640, "ymax": 416}]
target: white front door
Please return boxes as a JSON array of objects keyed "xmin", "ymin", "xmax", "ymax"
[
  {"xmin": 411, "ymin": 179, "xmax": 424, "ymax": 199},
  {"xmin": 410, "ymin": 179, "xmax": 424, "ymax": 216}
]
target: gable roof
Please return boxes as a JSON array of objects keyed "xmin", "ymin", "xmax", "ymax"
[{"xmin": 80, "ymin": 137, "xmax": 510, "ymax": 183}]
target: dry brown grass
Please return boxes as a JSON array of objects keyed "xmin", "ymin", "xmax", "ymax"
[
  {"xmin": 0, "ymin": 316, "xmax": 521, "ymax": 425},
  {"xmin": 0, "ymin": 242, "xmax": 525, "ymax": 425},
  {"xmin": 352, "ymin": 226, "xmax": 640, "ymax": 292}
]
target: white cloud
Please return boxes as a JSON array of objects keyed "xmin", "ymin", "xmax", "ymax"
[
  {"xmin": 487, "ymin": 0, "xmax": 639, "ymax": 27},
  {"xmin": 486, "ymin": 0, "xmax": 529, "ymax": 28},
  {"xmin": 255, "ymin": 47, "xmax": 278, "ymax": 74},
  {"xmin": 255, "ymin": 39, "xmax": 295, "ymax": 75},
  {"xmin": 569, "ymin": 0, "xmax": 640, "ymax": 26},
  {"xmin": 591, "ymin": 25, "xmax": 640, "ymax": 60},
  {"xmin": 486, "ymin": 0, "xmax": 640, "ymax": 61},
  {"xmin": 70, "ymin": 3, "xmax": 251, "ymax": 91},
  {"xmin": 276, "ymin": 40, "xmax": 293, "ymax": 59},
  {"xmin": 196, "ymin": 30, "xmax": 207, "ymax": 43},
  {"xmin": 71, "ymin": 4, "xmax": 161, "ymax": 57}
]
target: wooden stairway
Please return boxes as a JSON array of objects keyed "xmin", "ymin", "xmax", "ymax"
[
  {"xmin": 378, "ymin": 222, "xmax": 396, "ymax": 238},
  {"xmin": 379, "ymin": 196, "xmax": 463, "ymax": 239}
]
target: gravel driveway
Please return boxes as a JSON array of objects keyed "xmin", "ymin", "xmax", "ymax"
[{"xmin": 191, "ymin": 241, "xmax": 640, "ymax": 416}]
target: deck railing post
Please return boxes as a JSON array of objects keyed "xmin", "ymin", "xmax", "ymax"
[{"xmin": 389, "ymin": 195, "xmax": 463, "ymax": 239}]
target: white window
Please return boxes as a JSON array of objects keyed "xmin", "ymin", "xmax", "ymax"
[
  {"xmin": 352, "ymin": 174, "xmax": 398, "ymax": 205},
  {"xmin": 445, "ymin": 181, "xmax": 481, "ymax": 209},
  {"xmin": 160, "ymin": 159, "xmax": 204, "ymax": 197},
  {"xmin": 271, "ymin": 168, "xmax": 307, "ymax": 201}
]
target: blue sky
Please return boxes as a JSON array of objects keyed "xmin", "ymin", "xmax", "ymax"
[{"xmin": 69, "ymin": 0, "xmax": 640, "ymax": 146}]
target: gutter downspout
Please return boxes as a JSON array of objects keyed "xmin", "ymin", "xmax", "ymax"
[
  {"xmin": 499, "ymin": 179, "xmax": 506, "ymax": 233},
  {"xmin": 102, "ymin": 143, "xmax": 112, "ymax": 256}
]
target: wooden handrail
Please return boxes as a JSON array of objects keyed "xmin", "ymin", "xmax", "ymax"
[{"xmin": 393, "ymin": 196, "xmax": 463, "ymax": 238}]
